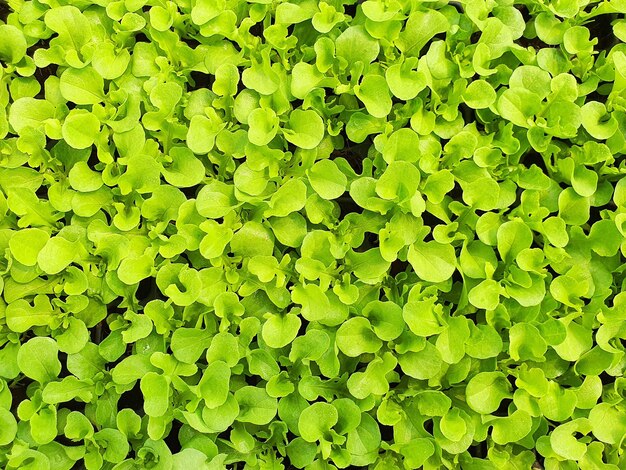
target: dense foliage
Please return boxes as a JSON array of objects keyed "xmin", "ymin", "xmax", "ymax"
[{"xmin": 1, "ymin": 0, "xmax": 626, "ymax": 468}]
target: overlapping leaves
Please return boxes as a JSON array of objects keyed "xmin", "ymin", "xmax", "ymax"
[{"xmin": 0, "ymin": 0, "xmax": 625, "ymax": 469}]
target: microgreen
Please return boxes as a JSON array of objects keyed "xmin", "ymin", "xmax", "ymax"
[{"xmin": 0, "ymin": 0, "xmax": 625, "ymax": 469}]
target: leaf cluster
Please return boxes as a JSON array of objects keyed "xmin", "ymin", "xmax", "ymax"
[{"xmin": 0, "ymin": 0, "xmax": 626, "ymax": 469}]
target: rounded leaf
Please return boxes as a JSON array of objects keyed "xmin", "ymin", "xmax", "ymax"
[
  {"xmin": 59, "ymin": 67, "xmax": 105, "ymax": 105},
  {"xmin": 284, "ymin": 109, "xmax": 325, "ymax": 149},
  {"xmin": 408, "ymin": 241, "xmax": 456, "ymax": 283},
  {"xmin": 17, "ymin": 337, "xmax": 61, "ymax": 384},
  {"xmin": 581, "ymin": 102, "xmax": 618, "ymax": 140},
  {"xmin": 0, "ymin": 408, "xmax": 18, "ymax": 446},
  {"xmin": 262, "ymin": 314, "xmax": 302, "ymax": 349},
  {"xmin": 0, "ymin": 25, "xmax": 27, "ymax": 63},
  {"xmin": 9, "ymin": 228, "xmax": 50, "ymax": 266},
  {"xmin": 462, "ymin": 80, "xmax": 496, "ymax": 109},
  {"xmin": 61, "ymin": 109, "xmax": 100, "ymax": 149},
  {"xmin": 307, "ymin": 160, "xmax": 348, "ymax": 200},
  {"xmin": 298, "ymin": 402, "xmax": 338, "ymax": 442},
  {"xmin": 234, "ymin": 386, "xmax": 277, "ymax": 425},
  {"xmin": 355, "ymin": 74, "xmax": 392, "ymax": 119},
  {"xmin": 465, "ymin": 372, "xmax": 511, "ymax": 415},
  {"xmin": 336, "ymin": 317, "xmax": 382, "ymax": 357},
  {"xmin": 248, "ymin": 107, "xmax": 279, "ymax": 146}
]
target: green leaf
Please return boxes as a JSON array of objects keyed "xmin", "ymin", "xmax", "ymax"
[
  {"xmin": 141, "ymin": 372, "xmax": 170, "ymax": 417},
  {"xmin": 96, "ymin": 428, "xmax": 130, "ymax": 464},
  {"xmin": 571, "ymin": 165, "xmax": 598, "ymax": 198},
  {"xmin": 436, "ymin": 316, "xmax": 470, "ymax": 364},
  {"xmin": 42, "ymin": 376, "xmax": 94, "ymax": 404},
  {"xmin": 382, "ymin": 128, "xmax": 421, "ymax": 163},
  {"xmin": 538, "ymin": 381, "xmax": 577, "ymax": 421},
  {"xmin": 59, "ymin": 67, "xmax": 105, "ymax": 105},
  {"xmin": 171, "ymin": 328, "xmax": 212, "ymax": 364},
  {"xmin": 335, "ymin": 25, "xmax": 380, "ymax": 65},
  {"xmin": 248, "ymin": 107, "xmax": 279, "ymax": 146},
  {"xmin": 241, "ymin": 49, "xmax": 280, "ymax": 95},
  {"xmin": 347, "ymin": 352, "xmax": 396, "ymax": 399},
  {"xmin": 408, "ymin": 241, "xmax": 457, "ymax": 283},
  {"xmin": 111, "ymin": 353, "xmax": 156, "ymax": 386},
  {"xmin": 262, "ymin": 314, "xmax": 302, "ymax": 349},
  {"xmin": 9, "ymin": 228, "xmax": 49, "ymax": 266},
  {"xmin": 307, "ymin": 160, "xmax": 347, "ymax": 200},
  {"xmin": 468, "ymin": 279, "xmax": 501, "ymax": 311},
  {"xmin": 233, "ymin": 162, "xmax": 268, "ymax": 196},
  {"xmin": 0, "ymin": 342, "xmax": 20, "ymax": 379},
  {"xmin": 291, "ymin": 62, "xmax": 325, "ymax": 99},
  {"xmin": 162, "ymin": 147, "xmax": 205, "ymax": 187},
  {"xmin": 312, "ymin": 2, "xmax": 344, "ymax": 33},
  {"xmin": 156, "ymin": 264, "xmax": 202, "ymax": 307},
  {"xmin": 491, "ymin": 409, "xmax": 533, "ymax": 445},
  {"xmin": 563, "ymin": 26, "xmax": 596, "ymax": 55},
  {"xmin": 196, "ymin": 180, "xmax": 238, "ymax": 218},
  {"xmin": 198, "ymin": 395, "xmax": 240, "ymax": 433},
  {"xmin": 44, "ymin": 5, "xmax": 91, "ymax": 53},
  {"xmin": 439, "ymin": 408, "xmax": 467, "ymax": 442},
  {"xmin": 465, "ymin": 372, "xmax": 511, "ymax": 415},
  {"xmin": 92, "ymin": 42, "xmax": 131, "ymax": 80},
  {"xmin": 284, "ymin": 109, "xmax": 325, "ymax": 149},
  {"xmin": 346, "ymin": 112, "xmax": 386, "ymax": 143},
  {"xmin": 396, "ymin": 10, "xmax": 448, "ymax": 56},
  {"xmin": 190, "ymin": 0, "xmax": 223, "ymax": 24},
  {"xmin": 267, "ymin": 178, "xmax": 307, "ymax": 217},
  {"xmin": 0, "ymin": 25, "xmax": 27, "ymax": 64},
  {"xmin": 62, "ymin": 110, "xmax": 100, "ymax": 149},
  {"xmin": 346, "ymin": 414, "xmax": 381, "ymax": 466},
  {"xmin": 187, "ymin": 114, "xmax": 221, "ymax": 154},
  {"xmin": 0, "ymin": 408, "xmax": 18, "ymax": 446},
  {"xmin": 558, "ymin": 187, "xmax": 590, "ymax": 225},
  {"xmin": 198, "ymin": 361, "xmax": 230, "ymax": 409},
  {"xmin": 551, "ymin": 419, "xmax": 591, "ymax": 461},
  {"xmin": 497, "ymin": 88, "xmax": 542, "ymax": 128},
  {"xmin": 385, "ymin": 57, "xmax": 426, "ymax": 101},
  {"xmin": 403, "ymin": 298, "xmax": 444, "ymax": 337},
  {"xmin": 290, "ymin": 329, "xmax": 331, "ymax": 363},
  {"xmin": 336, "ymin": 317, "xmax": 382, "ymax": 357},
  {"xmin": 5, "ymin": 297, "xmax": 54, "ymax": 332},
  {"xmin": 68, "ymin": 161, "xmax": 102, "ymax": 192},
  {"xmin": 346, "ymin": 247, "xmax": 391, "ymax": 284},
  {"xmin": 8, "ymin": 98, "xmax": 56, "ymax": 134},
  {"xmin": 298, "ymin": 402, "xmax": 338, "ymax": 442},
  {"xmin": 234, "ymin": 386, "xmax": 277, "ymax": 425},
  {"xmin": 117, "ymin": 154, "xmax": 162, "ymax": 194},
  {"xmin": 589, "ymin": 403, "xmax": 626, "ymax": 444},
  {"xmin": 552, "ymin": 321, "xmax": 593, "ymax": 361},
  {"xmin": 496, "ymin": 220, "xmax": 533, "ymax": 263},
  {"xmin": 355, "ymin": 74, "xmax": 392, "ymax": 119},
  {"xmin": 465, "ymin": 324, "xmax": 503, "ymax": 359},
  {"xmin": 230, "ymin": 221, "xmax": 275, "ymax": 257},
  {"xmin": 581, "ymin": 102, "xmax": 618, "ymax": 140},
  {"xmin": 462, "ymin": 80, "xmax": 497, "ymax": 109},
  {"xmin": 199, "ymin": 221, "xmax": 233, "ymax": 259},
  {"xmin": 56, "ymin": 317, "xmax": 89, "ymax": 354},
  {"xmin": 17, "ymin": 337, "xmax": 61, "ymax": 384},
  {"xmin": 509, "ymin": 323, "xmax": 548, "ymax": 362},
  {"xmin": 398, "ymin": 343, "xmax": 443, "ymax": 380},
  {"xmin": 376, "ymin": 161, "xmax": 420, "ymax": 201},
  {"xmin": 363, "ymin": 301, "xmax": 404, "ymax": 341},
  {"xmin": 510, "ymin": 66, "xmax": 552, "ymax": 98}
]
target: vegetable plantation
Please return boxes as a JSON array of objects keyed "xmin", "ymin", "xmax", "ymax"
[{"xmin": 0, "ymin": 0, "xmax": 626, "ymax": 469}]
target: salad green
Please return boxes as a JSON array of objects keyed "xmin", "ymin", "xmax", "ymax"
[{"xmin": 0, "ymin": 0, "xmax": 625, "ymax": 469}]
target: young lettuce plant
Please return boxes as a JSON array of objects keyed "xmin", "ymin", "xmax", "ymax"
[{"xmin": 0, "ymin": 0, "xmax": 625, "ymax": 469}]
